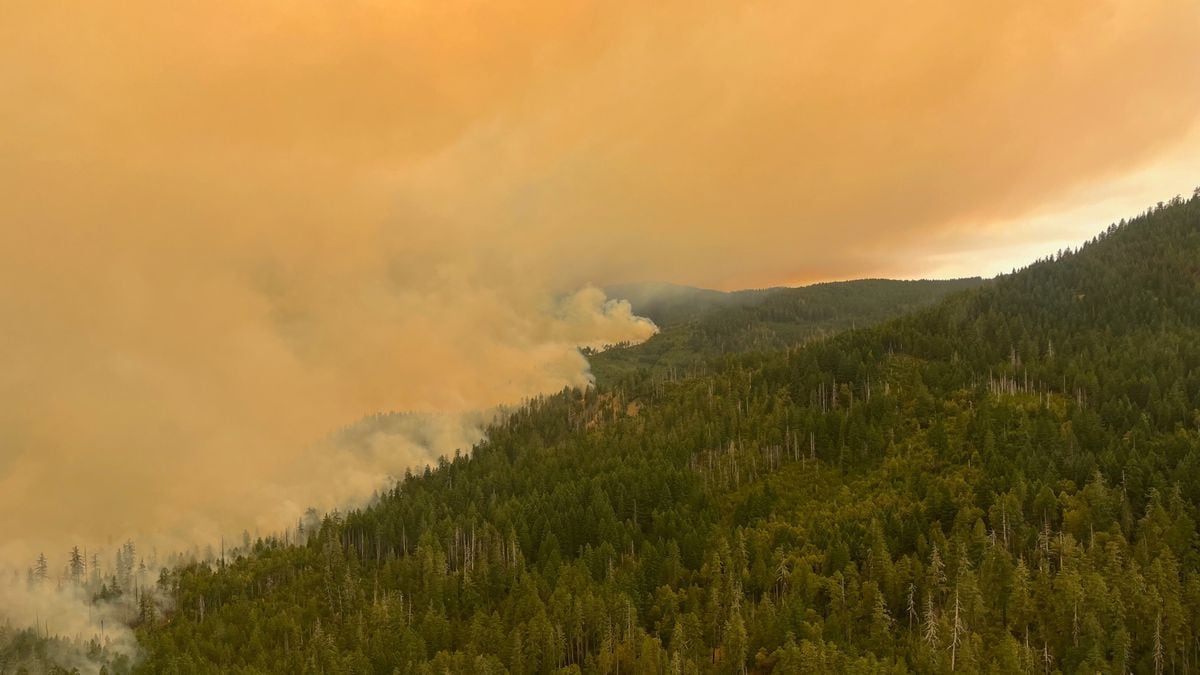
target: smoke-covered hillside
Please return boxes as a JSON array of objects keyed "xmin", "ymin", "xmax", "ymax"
[
  {"xmin": 592, "ymin": 278, "xmax": 983, "ymax": 385},
  {"xmin": 25, "ymin": 195, "xmax": 1188, "ymax": 673}
]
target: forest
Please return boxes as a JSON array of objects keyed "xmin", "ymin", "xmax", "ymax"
[
  {"xmin": 5, "ymin": 192, "xmax": 1200, "ymax": 673},
  {"xmin": 589, "ymin": 278, "xmax": 983, "ymax": 384}
]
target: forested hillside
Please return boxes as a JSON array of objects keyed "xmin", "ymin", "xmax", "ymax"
[
  {"xmin": 591, "ymin": 278, "xmax": 982, "ymax": 385},
  {"xmin": 599, "ymin": 282, "xmax": 747, "ymax": 327},
  {"xmin": 10, "ymin": 194, "xmax": 1200, "ymax": 674},
  {"xmin": 136, "ymin": 196, "xmax": 1200, "ymax": 673}
]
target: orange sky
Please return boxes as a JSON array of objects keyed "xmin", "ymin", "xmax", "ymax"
[{"xmin": 1, "ymin": 0, "xmax": 1198, "ymax": 564}]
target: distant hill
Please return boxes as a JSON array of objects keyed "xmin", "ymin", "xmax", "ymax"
[
  {"xmin": 600, "ymin": 281, "xmax": 775, "ymax": 328},
  {"xmin": 592, "ymin": 277, "xmax": 983, "ymax": 385}
]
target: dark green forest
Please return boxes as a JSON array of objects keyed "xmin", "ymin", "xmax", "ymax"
[
  {"xmin": 7, "ymin": 193, "xmax": 1200, "ymax": 673},
  {"xmin": 590, "ymin": 278, "xmax": 983, "ymax": 385}
]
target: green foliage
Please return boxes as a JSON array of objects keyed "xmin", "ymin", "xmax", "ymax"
[
  {"xmin": 0, "ymin": 625, "xmax": 132, "ymax": 675},
  {"xmin": 590, "ymin": 278, "xmax": 982, "ymax": 385}
]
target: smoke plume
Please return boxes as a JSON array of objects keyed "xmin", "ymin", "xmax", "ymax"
[{"xmin": 1, "ymin": 0, "xmax": 1198, "ymax": 647}]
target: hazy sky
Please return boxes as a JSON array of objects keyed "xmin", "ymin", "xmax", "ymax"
[{"xmin": 1, "ymin": 1, "xmax": 1199, "ymax": 565}]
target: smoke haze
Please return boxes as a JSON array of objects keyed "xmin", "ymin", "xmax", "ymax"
[{"xmin": 1, "ymin": 0, "xmax": 1198, "ymax": 620}]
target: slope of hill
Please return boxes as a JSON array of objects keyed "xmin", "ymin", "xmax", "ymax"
[
  {"xmin": 14, "ymin": 195, "xmax": 1200, "ymax": 673},
  {"xmin": 591, "ymin": 278, "xmax": 983, "ymax": 385},
  {"xmin": 600, "ymin": 282, "xmax": 754, "ymax": 327}
]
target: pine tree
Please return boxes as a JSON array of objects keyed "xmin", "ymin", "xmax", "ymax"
[
  {"xmin": 68, "ymin": 546, "xmax": 85, "ymax": 584},
  {"xmin": 34, "ymin": 553, "xmax": 48, "ymax": 584}
]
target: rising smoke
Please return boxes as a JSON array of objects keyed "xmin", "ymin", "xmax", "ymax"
[{"xmin": 1, "ymin": 0, "xmax": 1199, "ymax": 661}]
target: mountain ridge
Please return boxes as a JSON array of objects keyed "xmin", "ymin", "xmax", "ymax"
[{"xmin": 592, "ymin": 277, "xmax": 984, "ymax": 386}]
